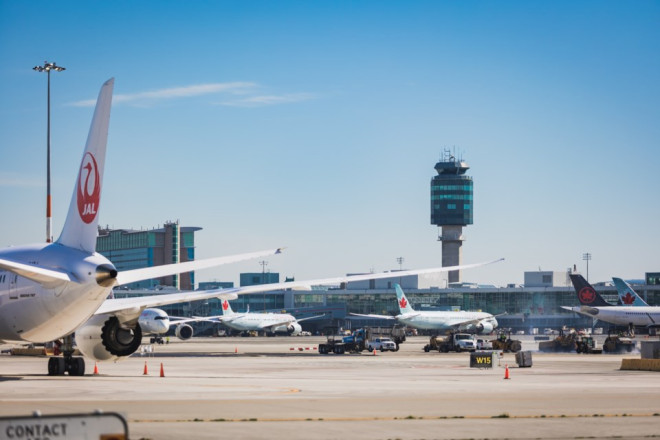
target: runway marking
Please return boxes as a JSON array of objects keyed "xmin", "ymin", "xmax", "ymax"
[{"xmin": 132, "ymin": 412, "xmax": 660, "ymax": 424}]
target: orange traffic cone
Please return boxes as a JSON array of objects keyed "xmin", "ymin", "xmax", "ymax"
[
  {"xmin": 504, "ymin": 364, "xmax": 510, "ymax": 380},
  {"xmin": 93, "ymin": 362, "xmax": 99, "ymax": 375},
  {"xmin": 235, "ymin": 347, "xmax": 238, "ymax": 354},
  {"xmin": 160, "ymin": 362, "xmax": 165, "ymax": 377},
  {"xmin": 143, "ymin": 361, "xmax": 148, "ymax": 375},
  {"xmin": 373, "ymin": 349, "xmax": 377, "ymax": 356}
]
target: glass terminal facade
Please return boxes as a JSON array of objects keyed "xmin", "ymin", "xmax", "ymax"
[{"xmin": 97, "ymin": 222, "xmax": 200, "ymax": 290}]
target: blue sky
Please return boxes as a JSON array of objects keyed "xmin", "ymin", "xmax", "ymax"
[{"xmin": 1, "ymin": 1, "xmax": 659, "ymax": 286}]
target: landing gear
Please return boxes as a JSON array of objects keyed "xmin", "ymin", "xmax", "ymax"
[{"xmin": 47, "ymin": 334, "xmax": 86, "ymax": 376}]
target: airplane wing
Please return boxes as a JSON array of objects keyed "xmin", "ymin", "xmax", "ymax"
[
  {"xmin": 350, "ymin": 313, "xmax": 396, "ymax": 320},
  {"xmin": 258, "ymin": 319, "xmax": 295, "ymax": 330},
  {"xmin": 96, "ymin": 258, "xmax": 503, "ymax": 320},
  {"xmin": 0, "ymin": 258, "xmax": 73, "ymax": 285},
  {"xmin": 167, "ymin": 316, "xmax": 217, "ymax": 326},
  {"xmin": 0, "ymin": 248, "xmax": 282, "ymax": 288},
  {"xmin": 296, "ymin": 314, "xmax": 326, "ymax": 323},
  {"xmin": 95, "ymin": 290, "xmax": 240, "ymax": 315},
  {"xmin": 561, "ymin": 305, "xmax": 600, "ymax": 316},
  {"xmin": 214, "ymin": 258, "xmax": 505, "ymax": 296},
  {"xmin": 115, "ymin": 248, "xmax": 283, "ymax": 286}
]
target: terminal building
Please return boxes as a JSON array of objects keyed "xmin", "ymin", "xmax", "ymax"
[{"xmin": 97, "ymin": 221, "xmax": 200, "ymax": 290}]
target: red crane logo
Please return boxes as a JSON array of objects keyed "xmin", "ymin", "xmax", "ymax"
[{"xmin": 76, "ymin": 152, "xmax": 101, "ymax": 224}]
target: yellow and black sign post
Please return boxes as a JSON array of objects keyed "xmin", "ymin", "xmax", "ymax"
[{"xmin": 470, "ymin": 351, "xmax": 496, "ymax": 369}]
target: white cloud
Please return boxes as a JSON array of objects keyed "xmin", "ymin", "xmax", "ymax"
[
  {"xmin": 69, "ymin": 82, "xmax": 258, "ymax": 107},
  {"xmin": 218, "ymin": 93, "xmax": 317, "ymax": 107}
]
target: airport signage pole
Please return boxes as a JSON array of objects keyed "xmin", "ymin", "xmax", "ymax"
[{"xmin": 33, "ymin": 61, "xmax": 66, "ymax": 243}]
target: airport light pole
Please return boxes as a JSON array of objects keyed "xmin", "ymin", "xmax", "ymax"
[
  {"xmin": 33, "ymin": 61, "xmax": 66, "ymax": 243},
  {"xmin": 397, "ymin": 257, "xmax": 405, "ymax": 285},
  {"xmin": 260, "ymin": 260, "xmax": 268, "ymax": 311},
  {"xmin": 582, "ymin": 253, "xmax": 592, "ymax": 282}
]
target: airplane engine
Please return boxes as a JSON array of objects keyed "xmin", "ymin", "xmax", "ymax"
[
  {"xmin": 287, "ymin": 322, "xmax": 302, "ymax": 335},
  {"xmin": 476, "ymin": 320, "xmax": 494, "ymax": 334},
  {"xmin": 76, "ymin": 315, "xmax": 143, "ymax": 362},
  {"xmin": 175, "ymin": 323, "xmax": 194, "ymax": 340}
]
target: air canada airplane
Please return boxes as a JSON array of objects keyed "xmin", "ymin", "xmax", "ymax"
[
  {"xmin": 563, "ymin": 274, "xmax": 660, "ymax": 334},
  {"xmin": 352, "ymin": 284, "xmax": 499, "ymax": 334},
  {"xmin": 205, "ymin": 299, "xmax": 322, "ymax": 335},
  {"xmin": 612, "ymin": 277, "xmax": 649, "ymax": 306},
  {"xmin": 0, "ymin": 78, "xmax": 502, "ymax": 376}
]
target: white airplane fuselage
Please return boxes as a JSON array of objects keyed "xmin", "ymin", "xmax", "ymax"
[
  {"xmin": 569, "ymin": 306, "xmax": 660, "ymax": 327},
  {"xmin": 138, "ymin": 308, "xmax": 171, "ymax": 335},
  {"xmin": 0, "ymin": 243, "xmax": 115, "ymax": 343},
  {"xmin": 223, "ymin": 313, "xmax": 298, "ymax": 333},
  {"xmin": 397, "ymin": 311, "xmax": 497, "ymax": 332}
]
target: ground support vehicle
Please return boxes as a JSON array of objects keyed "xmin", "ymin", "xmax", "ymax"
[
  {"xmin": 363, "ymin": 326, "xmax": 406, "ymax": 350},
  {"xmin": 318, "ymin": 328, "xmax": 377, "ymax": 354},
  {"xmin": 575, "ymin": 335, "xmax": 603, "ymax": 354},
  {"xmin": 423, "ymin": 332, "xmax": 476, "ymax": 353},
  {"xmin": 366, "ymin": 337, "xmax": 397, "ymax": 352},
  {"xmin": 538, "ymin": 329, "xmax": 579, "ymax": 352},
  {"xmin": 490, "ymin": 331, "xmax": 522, "ymax": 353},
  {"xmin": 603, "ymin": 334, "xmax": 636, "ymax": 353},
  {"xmin": 318, "ymin": 333, "xmax": 358, "ymax": 354}
]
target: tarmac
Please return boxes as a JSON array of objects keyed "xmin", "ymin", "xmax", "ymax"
[{"xmin": 1, "ymin": 336, "xmax": 659, "ymax": 440}]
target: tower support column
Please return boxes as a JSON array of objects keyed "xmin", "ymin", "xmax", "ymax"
[{"xmin": 439, "ymin": 225, "xmax": 464, "ymax": 283}]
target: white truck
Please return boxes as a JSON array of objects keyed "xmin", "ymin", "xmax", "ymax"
[
  {"xmin": 424, "ymin": 332, "xmax": 477, "ymax": 353},
  {"xmin": 366, "ymin": 337, "xmax": 397, "ymax": 352}
]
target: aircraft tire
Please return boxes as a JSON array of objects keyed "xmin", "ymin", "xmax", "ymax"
[
  {"xmin": 68, "ymin": 357, "xmax": 85, "ymax": 376},
  {"xmin": 48, "ymin": 357, "xmax": 65, "ymax": 376}
]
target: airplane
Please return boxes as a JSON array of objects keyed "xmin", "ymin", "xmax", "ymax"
[
  {"xmin": 563, "ymin": 274, "xmax": 660, "ymax": 335},
  {"xmin": 205, "ymin": 299, "xmax": 323, "ymax": 335},
  {"xmin": 351, "ymin": 283, "xmax": 499, "ymax": 334},
  {"xmin": 0, "ymin": 79, "xmax": 285, "ymax": 375},
  {"xmin": 612, "ymin": 277, "xmax": 650, "ymax": 306},
  {"xmin": 138, "ymin": 308, "xmax": 211, "ymax": 343},
  {"xmin": 0, "ymin": 78, "xmax": 503, "ymax": 376}
]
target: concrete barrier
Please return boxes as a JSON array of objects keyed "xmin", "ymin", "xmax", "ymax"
[{"xmin": 620, "ymin": 358, "xmax": 660, "ymax": 371}]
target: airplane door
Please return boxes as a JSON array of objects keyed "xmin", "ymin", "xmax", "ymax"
[{"xmin": 8, "ymin": 274, "xmax": 18, "ymax": 298}]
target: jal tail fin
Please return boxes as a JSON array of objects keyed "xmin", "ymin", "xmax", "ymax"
[
  {"xmin": 612, "ymin": 277, "xmax": 649, "ymax": 306},
  {"xmin": 394, "ymin": 284, "xmax": 415, "ymax": 314},
  {"xmin": 221, "ymin": 299, "xmax": 234, "ymax": 315},
  {"xmin": 569, "ymin": 274, "xmax": 612, "ymax": 307},
  {"xmin": 57, "ymin": 78, "xmax": 114, "ymax": 253}
]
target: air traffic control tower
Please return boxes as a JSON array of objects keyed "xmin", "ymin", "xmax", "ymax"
[{"xmin": 431, "ymin": 151, "xmax": 473, "ymax": 284}]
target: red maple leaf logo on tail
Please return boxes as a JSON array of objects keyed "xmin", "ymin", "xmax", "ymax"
[
  {"xmin": 399, "ymin": 297, "xmax": 408, "ymax": 308},
  {"xmin": 622, "ymin": 292, "xmax": 635, "ymax": 305},
  {"xmin": 222, "ymin": 300, "xmax": 229, "ymax": 311},
  {"xmin": 578, "ymin": 287, "xmax": 596, "ymax": 304}
]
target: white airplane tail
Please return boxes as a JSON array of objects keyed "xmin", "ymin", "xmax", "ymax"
[
  {"xmin": 394, "ymin": 284, "xmax": 415, "ymax": 314},
  {"xmin": 221, "ymin": 299, "xmax": 235, "ymax": 315},
  {"xmin": 57, "ymin": 78, "xmax": 114, "ymax": 253}
]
